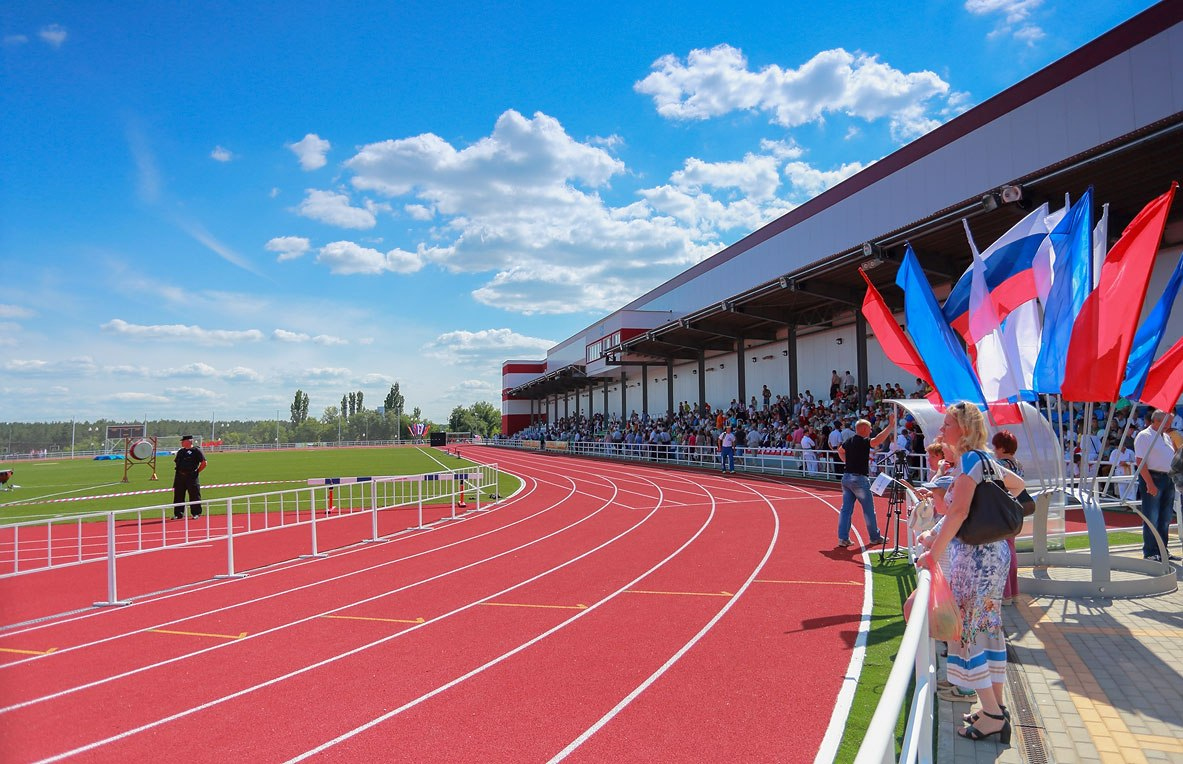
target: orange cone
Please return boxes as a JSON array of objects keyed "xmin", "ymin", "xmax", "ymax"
[{"xmin": 457, "ymin": 480, "xmax": 467, "ymax": 509}]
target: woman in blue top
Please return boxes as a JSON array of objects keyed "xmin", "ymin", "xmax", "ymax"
[{"xmin": 916, "ymin": 402, "xmax": 1026, "ymax": 744}]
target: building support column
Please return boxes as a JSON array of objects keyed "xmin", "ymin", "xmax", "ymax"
[
  {"xmin": 788, "ymin": 327, "xmax": 799, "ymax": 401},
  {"xmin": 667, "ymin": 358, "xmax": 675, "ymax": 418},
  {"xmin": 697, "ymin": 351, "xmax": 706, "ymax": 412},
  {"xmin": 736, "ymin": 336, "xmax": 747, "ymax": 408},
  {"xmin": 856, "ymin": 311, "xmax": 869, "ymax": 401}
]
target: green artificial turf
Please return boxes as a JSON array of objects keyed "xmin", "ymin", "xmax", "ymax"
[
  {"xmin": 835, "ymin": 555, "xmax": 917, "ymax": 762},
  {"xmin": 0, "ymin": 446, "xmax": 521, "ymax": 522}
]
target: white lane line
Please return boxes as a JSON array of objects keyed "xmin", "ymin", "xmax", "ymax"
[
  {"xmin": 548, "ymin": 475, "xmax": 780, "ymax": 762},
  {"xmin": 0, "ymin": 460, "xmax": 545, "ymax": 644},
  {"xmin": 34, "ymin": 469, "xmax": 671, "ymax": 763},
  {"xmin": 0, "ymin": 472, "xmax": 590, "ymax": 698},
  {"xmin": 284, "ymin": 471, "xmax": 703, "ymax": 762}
]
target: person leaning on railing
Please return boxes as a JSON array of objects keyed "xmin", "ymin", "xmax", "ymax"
[{"xmin": 914, "ymin": 402, "xmax": 1026, "ymax": 744}]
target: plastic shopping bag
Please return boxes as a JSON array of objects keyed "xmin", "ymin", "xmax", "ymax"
[{"xmin": 926, "ymin": 560, "xmax": 962, "ymax": 644}]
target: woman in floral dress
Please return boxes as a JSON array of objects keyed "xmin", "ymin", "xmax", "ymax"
[{"xmin": 916, "ymin": 402, "xmax": 1026, "ymax": 744}]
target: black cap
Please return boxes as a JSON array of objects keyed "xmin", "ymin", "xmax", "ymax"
[{"xmin": 180, "ymin": 434, "xmax": 194, "ymax": 441}]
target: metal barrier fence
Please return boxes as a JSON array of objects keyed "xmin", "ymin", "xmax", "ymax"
[
  {"xmin": 855, "ymin": 567, "xmax": 935, "ymax": 764},
  {"xmin": 0, "ymin": 463, "xmax": 500, "ymax": 607},
  {"xmin": 488, "ymin": 438, "xmax": 930, "ymax": 483}
]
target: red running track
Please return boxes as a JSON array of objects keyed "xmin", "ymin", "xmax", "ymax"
[{"xmin": 0, "ymin": 447, "xmax": 884, "ymax": 763}]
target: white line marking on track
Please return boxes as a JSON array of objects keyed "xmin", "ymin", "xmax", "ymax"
[
  {"xmin": 283, "ymin": 469, "xmax": 705, "ymax": 762},
  {"xmin": 32, "ymin": 467, "xmax": 669, "ymax": 762},
  {"xmin": 547, "ymin": 475, "xmax": 780, "ymax": 762}
]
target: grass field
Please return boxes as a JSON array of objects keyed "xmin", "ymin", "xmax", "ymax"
[{"xmin": 0, "ymin": 446, "xmax": 521, "ymax": 522}]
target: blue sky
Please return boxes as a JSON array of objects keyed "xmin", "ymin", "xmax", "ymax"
[{"xmin": 0, "ymin": 0, "xmax": 1157, "ymax": 425}]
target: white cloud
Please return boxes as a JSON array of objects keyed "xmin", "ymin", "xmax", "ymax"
[
  {"xmin": 297, "ymin": 189, "xmax": 378, "ymax": 229},
  {"xmin": 272, "ymin": 328, "xmax": 349, "ymax": 345},
  {"xmin": 265, "ymin": 236, "xmax": 311, "ymax": 262},
  {"xmin": 4, "ymin": 357, "xmax": 97, "ymax": 375},
  {"xmin": 173, "ymin": 216, "xmax": 261, "ymax": 275},
  {"xmin": 211, "ymin": 145, "xmax": 234, "ymax": 162},
  {"xmin": 422, "ymin": 328, "xmax": 554, "ymax": 364},
  {"xmin": 332, "ymin": 108, "xmax": 876, "ymax": 314},
  {"xmin": 273, "ymin": 329, "xmax": 311, "ymax": 342},
  {"xmin": 0, "ymin": 304, "xmax": 35, "ymax": 319},
  {"xmin": 39, "ymin": 24, "xmax": 67, "ymax": 48},
  {"xmin": 270, "ymin": 187, "xmax": 281, "ymax": 198},
  {"xmin": 635, "ymin": 44, "xmax": 950, "ymax": 141},
  {"xmin": 101, "ymin": 319, "xmax": 266, "ymax": 345},
  {"xmin": 165, "ymin": 386, "xmax": 219, "ymax": 400},
  {"xmin": 3, "ymin": 35, "xmax": 28, "ymax": 46},
  {"xmin": 316, "ymin": 240, "xmax": 424, "ymax": 275},
  {"xmin": 405, "ymin": 204, "xmax": 434, "ymax": 220},
  {"xmin": 109, "ymin": 391, "xmax": 170, "ymax": 404},
  {"xmin": 782, "ymin": 159, "xmax": 868, "ymax": 198},
  {"xmin": 965, "ymin": 0, "xmax": 1045, "ymax": 45},
  {"xmin": 107, "ymin": 362, "xmax": 262, "ymax": 382},
  {"xmin": 288, "ymin": 133, "xmax": 331, "ymax": 171}
]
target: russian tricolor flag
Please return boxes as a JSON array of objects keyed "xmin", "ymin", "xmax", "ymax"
[{"xmin": 942, "ymin": 204, "xmax": 1051, "ymax": 340}]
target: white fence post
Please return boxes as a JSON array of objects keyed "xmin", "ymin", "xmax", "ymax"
[
  {"xmin": 301, "ymin": 488, "xmax": 328, "ymax": 559},
  {"xmin": 93, "ymin": 512, "xmax": 130, "ymax": 607},
  {"xmin": 365, "ymin": 478, "xmax": 385, "ymax": 543},
  {"xmin": 215, "ymin": 498, "xmax": 247, "ymax": 579}
]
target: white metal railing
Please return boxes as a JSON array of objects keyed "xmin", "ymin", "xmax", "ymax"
[
  {"xmin": 855, "ymin": 567, "xmax": 935, "ymax": 764},
  {"xmin": 0, "ymin": 463, "xmax": 500, "ymax": 608},
  {"xmin": 488, "ymin": 439, "xmax": 929, "ymax": 482}
]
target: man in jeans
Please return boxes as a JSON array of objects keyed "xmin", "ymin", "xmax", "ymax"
[
  {"xmin": 836, "ymin": 412, "xmax": 896, "ymax": 547},
  {"xmin": 1134, "ymin": 410, "xmax": 1179, "ymax": 562}
]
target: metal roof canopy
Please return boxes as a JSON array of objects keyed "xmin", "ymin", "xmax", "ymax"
[{"xmin": 511, "ymin": 115, "xmax": 1183, "ymax": 400}]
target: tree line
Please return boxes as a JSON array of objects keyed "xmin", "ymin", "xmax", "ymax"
[{"xmin": 2, "ymin": 384, "xmax": 503, "ymax": 454}]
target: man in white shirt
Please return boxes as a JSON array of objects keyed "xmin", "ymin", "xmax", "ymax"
[
  {"xmin": 1133, "ymin": 410, "xmax": 1179, "ymax": 562},
  {"xmin": 801, "ymin": 430, "xmax": 817, "ymax": 474}
]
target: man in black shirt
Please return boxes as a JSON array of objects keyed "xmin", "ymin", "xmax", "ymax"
[
  {"xmin": 835, "ymin": 413, "xmax": 896, "ymax": 547},
  {"xmin": 172, "ymin": 435, "xmax": 207, "ymax": 519}
]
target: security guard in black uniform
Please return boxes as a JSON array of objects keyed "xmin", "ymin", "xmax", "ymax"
[{"xmin": 173, "ymin": 435, "xmax": 207, "ymax": 519}]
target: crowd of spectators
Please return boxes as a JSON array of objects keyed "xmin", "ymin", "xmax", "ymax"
[{"xmin": 510, "ymin": 374, "xmax": 935, "ymax": 474}]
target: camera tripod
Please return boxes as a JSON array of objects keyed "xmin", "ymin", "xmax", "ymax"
[{"xmin": 878, "ymin": 452, "xmax": 911, "ymax": 563}]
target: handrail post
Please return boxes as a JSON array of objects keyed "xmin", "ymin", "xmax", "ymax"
[
  {"xmin": 364, "ymin": 478, "xmax": 385, "ymax": 543},
  {"xmin": 93, "ymin": 512, "xmax": 130, "ymax": 607},
  {"xmin": 215, "ymin": 498, "xmax": 247, "ymax": 579},
  {"xmin": 301, "ymin": 488, "xmax": 327, "ymax": 559}
]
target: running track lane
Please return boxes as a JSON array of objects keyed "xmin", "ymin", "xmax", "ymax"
[
  {"xmin": 0, "ymin": 449, "xmax": 865, "ymax": 762},
  {"xmin": 0, "ymin": 461, "xmax": 670, "ymax": 758}
]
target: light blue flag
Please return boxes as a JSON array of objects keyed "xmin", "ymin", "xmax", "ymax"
[
  {"xmin": 1033, "ymin": 188, "xmax": 1093, "ymax": 393},
  {"xmin": 1119, "ymin": 252, "xmax": 1183, "ymax": 400},
  {"xmin": 896, "ymin": 246, "xmax": 985, "ymax": 406}
]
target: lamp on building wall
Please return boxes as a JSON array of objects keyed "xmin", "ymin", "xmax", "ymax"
[
  {"xmin": 835, "ymin": 338, "xmax": 844, "ymax": 345},
  {"xmin": 752, "ymin": 356, "xmax": 758, "ymax": 363},
  {"xmin": 781, "ymin": 350, "xmax": 789, "ymax": 356},
  {"xmin": 980, "ymin": 192, "xmax": 1000, "ymax": 212},
  {"xmin": 719, "ymin": 363, "xmax": 725, "ymax": 369}
]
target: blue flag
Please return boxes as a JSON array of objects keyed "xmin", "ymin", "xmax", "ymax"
[
  {"xmin": 896, "ymin": 246, "xmax": 985, "ymax": 406},
  {"xmin": 1119, "ymin": 252, "xmax": 1183, "ymax": 400},
  {"xmin": 1033, "ymin": 188, "xmax": 1093, "ymax": 393}
]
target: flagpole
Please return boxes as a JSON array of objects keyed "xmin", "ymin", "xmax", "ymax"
[{"xmin": 1090, "ymin": 403, "xmax": 1118, "ymax": 498}]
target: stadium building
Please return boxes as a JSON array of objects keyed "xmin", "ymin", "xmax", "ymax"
[{"xmin": 502, "ymin": 2, "xmax": 1183, "ymax": 435}]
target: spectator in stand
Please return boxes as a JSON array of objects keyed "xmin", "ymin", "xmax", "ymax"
[
  {"xmin": 843, "ymin": 370, "xmax": 856, "ymax": 395},
  {"xmin": 830, "ymin": 370, "xmax": 841, "ymax": 401},
  {"xmin": 801, "ymin": 428, "xmax": 818, "ymax": 474},
  {"xmin": 762, "ymin": 384, "xmax": 772, "ymax": 410}
]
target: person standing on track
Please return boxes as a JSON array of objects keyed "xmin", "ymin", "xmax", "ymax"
[
  {"xmin": 172, "ymin": 435, "xmax": 207, "ymax": 520},
  {"xmin": 720, "ymin": 425, "xmax": 737, "ymax": 474},
  {"xmin": 835, "ymin": 412, "xmax": 895, "ymax": 547}
]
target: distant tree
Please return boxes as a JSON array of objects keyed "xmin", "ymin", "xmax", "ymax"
[
  {"xmin": 341, "ymin": 394, "xmax": 348, "ymax": 420},
  {"xmin": 411, "ymin": 406, "xmax": 422, "ymax": 421},
  {"xmin": 470, "ymin": 401, "xmax": 500, "ymax": 436},
  {"xmin": 290, "ymin": 389, "xmax": 309, "ymax": 426},
  {"xmin": 320, "ymin": 405, "xmax": 340, "ymax": 424},
  {"xmin": 356, "ymin": 390, "xmax": 364, "ymax": 412},
  {"xmin": 348, "ymin": 392, "xmax": 357, "ymax": 417},
  {"xmin": 383, "ymin": 383, "xmax": 404, "ymax": 413}
]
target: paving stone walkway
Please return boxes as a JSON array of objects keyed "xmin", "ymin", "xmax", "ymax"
[{"xmin": 936, "ymin": 548, "xmax": 1183, "ymax": 764}]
